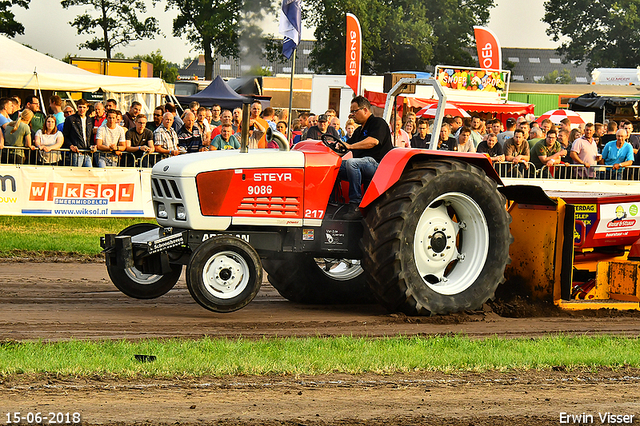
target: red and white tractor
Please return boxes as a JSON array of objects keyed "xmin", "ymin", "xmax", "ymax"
[{"xmin": 101, "ymin": 79, "xmax": 512, "ymax": 315}]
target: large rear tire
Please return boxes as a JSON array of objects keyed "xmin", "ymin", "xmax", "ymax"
[
  {"xmin": 186, "ymin": 235, "xmax": 262, "ymax": 313},
  {"xmin": 362, "ymin": 159, "xmax": 512, "ymax": 315},
  {"xmin": 106, "ymin": 223, "xmax": 182, "ymax": 299},
  {"xmin": 263, "ymin": 254, "xmax": 374, "ymax": 304}
]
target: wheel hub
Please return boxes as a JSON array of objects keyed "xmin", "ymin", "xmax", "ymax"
[
  {"xmin": 418, "ymin": 216, "xmax": 457, "ymax": 267},
  {"xmin": 201, "ymin": 251, "xmax": 249, "ymax": 299},
  {"xmin": 429, "ymin": 230, "xmax": 448, "ymax": 253}
]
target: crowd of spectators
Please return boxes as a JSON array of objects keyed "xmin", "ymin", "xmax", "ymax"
[{"xmin": 1, "ymin": 93, "xmax": 640, "ymax": 180}]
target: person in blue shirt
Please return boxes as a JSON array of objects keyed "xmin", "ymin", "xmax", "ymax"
[{"xmin": 601, "ymin": 129, "xmax": 635, "ymax": 179}]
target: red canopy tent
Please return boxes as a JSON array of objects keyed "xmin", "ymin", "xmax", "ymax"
[{"xmin": 364, "ymin": 90, "xmax": 534, "ymax": 125}]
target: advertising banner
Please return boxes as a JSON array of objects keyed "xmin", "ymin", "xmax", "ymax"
[
  {"xmin": 473, "ymin": 26, "xmax": 502, "ymax": 70},
  {"xmin": 594, "ymin": 202, "xmax": 640, "ymax": 239},
  {"xmin": 345, "ymin": 13, "xmax": 362, "ymax": 95},
  {"xmin": 0, "ymin": 165, "xmax": 153, "ymax": 217},
  {"xmin": 434, "ymin": 65, "xmax": 510, "ymax": 97}
]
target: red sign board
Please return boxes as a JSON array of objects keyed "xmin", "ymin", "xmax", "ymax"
[{"xmin": 346, "ymin": 13, "xmax": 362, "ymax": 95}]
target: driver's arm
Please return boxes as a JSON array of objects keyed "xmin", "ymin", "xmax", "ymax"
[{"xmin": 341, "ymin": 136, "xmax": 379, "ymax": 150}]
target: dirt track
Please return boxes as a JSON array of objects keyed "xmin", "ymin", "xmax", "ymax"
[{"xmin": 2, "ymin": 261, "xmax": 640, "ymax": 425}]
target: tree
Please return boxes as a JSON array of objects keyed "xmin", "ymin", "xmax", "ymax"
[
  {"xmin": 538, "ymin": 69, "xmax": 572, "ymax": 84},
  {"xmin": 61, "ymin": 0, "xmax": 160, "ymax": 59},
  {"xmin": 0, "ymin": 0, "xmax": 29, "ymax": 37},
  {"xmin": 166, "ymin": 0, "xmax": 273, "ymax": 80},
  {"xmin": 132, "ymin": 50, "xmax": 180, "ymax": 83},
  {"xmin": 543, "ymin": 0, "xmax": 640, "ymax": 70},
  {"xmin": 304, "ymin": 0, "xmax": 493, "ymax": 75}
]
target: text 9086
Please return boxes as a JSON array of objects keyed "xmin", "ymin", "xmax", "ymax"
[{"xmin": 6, "ymin": 412, "xmax": 81, "ymax": 424}]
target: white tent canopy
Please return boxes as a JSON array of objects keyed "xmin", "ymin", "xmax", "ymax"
[{"xmin": 0, "ymin": 35, "xmax": 170, "ymax": 94}]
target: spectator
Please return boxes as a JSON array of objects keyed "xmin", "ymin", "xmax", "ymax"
[
  {"xmin": 600, "ymin": 121, "xmax": 618, "ymax": 152},
  {"xmin": 601, "ymin": 128, "xmax": 634, "ymax": 179},
  {"xmin": 177, "ymin": 111, "xmax": 205, "ymax": 153},
  {"xmin": 188, "ymin": 101, "xmax": 200, "ymax": 115},
  {"xmin": 568, "ymin": 128, "xmax": 582, "ymax": 146},
  {"xmin": 249, "ymin": 101, "xmax": 269, "ymax": 148},
  {"xmin": 528, "ymin": 127, "xmax": 545, "ymax": 151},
  {"xmin": 277, "ymin": 108, "xmax": 288, "ymax": 125},
  {"xmin": 557, "ymin": 129, "xmax": 572, "ymax": 163},
  {"xmin": 232, "ymin": 107, "xmax": 243, "ymax": 132},
  {"xmin": 165, "ymin": 103, "xmax": 183, "ymax": 132},
  {"xmin": 498, "ymin": 117, "xmax": 516, "ymax": 147},
  {"xmin": 96, "ymin": 109, "xmax": 126, "ymax": 167},
  {"xmin": 154, "ymin": 112, "xmax": 181, "ymax": 157},
  {"xmin": 9, "ymin": 96, "xmax": 21, "ymax": 120},
  {"xmin": 124, "ymin": 114, "xmax": 154, "ymax": 166},
  {"xmin": 59, "ymin": 105, "xmax": 75, "ymax": 132},
  {"xmin": 34, "ymin": 114, "xmax": 63, "ymax": 165},
  {"xmin": 344, "ymin": 119, "xmax": 357, "ymax": 140},
  {"xmin": 0, "ymin": 97, "xmax": 13, "ymax": 129},
  {"xmin": 621, "ymin": 120, "xmax": 640, "ymax": 161},
  {"xmin": 146, "ymin": 106, "xmax": 164, "ymax": 132},
  {"xmin": 210, "ymin": 104, "xmax": 222, "ymax": 127},
  {"xmin": 477, "ymin": 133, "xmax": 505, "ymax": 163},
  {"xmin": 297, "ymin": 111, "xmax": 310, "ymax": 133},
  {"xmin": 49, "ymin": 95, "xmax": 64, "ymax": 126},
  {"xmin": 211, "ymin": 123, "xmax": 240, "ymax": 150},
  {"xmin": 570, "ymin": 124, "xmax": 600, "ymax": 179},
  {"xmin": 330, "ymin": 117, "xmax": 345, "ymax": 140},
  {"xmin": 105, "ymin": 98, "xmax": 118, "ymax": 111},
  {"xmin": 559, "ymin": 117, "xmax": 572, "ymax": 133},
  {"xmin": 195, "ymin": 107, "xmax": 211, "ymax": 145},
  {"xmin": 449, "ymin": 116, "xmax": 463, "ymax": 139},
  {"xmin": 469, "ymin": 116, "xmax": 483, "ymax": 147},
  {"xmin": 24, "ymin": 95, "xmax": 46, "ymax": 135},
  {"xmin": 488, "ymin": 119, "xmax": 502, "ymax": 137},
  {"xmin": 404, "ymin": 111, "xmax": 417, "ymax": 127},
  {"xmin": 531, "ymin": 129, "xmax": 566, "ymax": 176},
  {"xmin": 122, "ymin": 101, "xmax": 141, "ymax": 130},
  {"xmin": 3, "ymin": 109, "xmax": 33, "ymax": 164},
  {"xmin": 410, "ymin": 119, "xmax": 431, "ymax": 149},
  {"xmin": 504, "ymin": 129, "xmax": 530, "ymax": 172},
  {"xmin": 403, "ymin": 120, "xmax": 416, "ymax": 137},
  {"xmin": 62, "ymin": 99, "xmax": 94, "ymax": 167},
  {"xmin": 457, "ymin": 127, "xmax": 476, "ymax": 153},
  {"xmin": 261, "ymin": 107, "xmax": 277, "ymax": 131},
  {"xmin": 390, "ymin": 114, "xmax": 410, "ymax": 148},
  {"xmin": 518, "ymin": 120, "xmax": 531, "ymax": 142},
  {"xmin": 305, "ymin": 114, "xmax": 341, "ymax": 141},
  {"xmin": 539, "ymin": 118, "xmax": 553, "ymax": 137},
  {"xmin": 437, "ymin": 122, "xmax": 458, "ymax": 151},
  {"xmin": 324, "ymin": 108, "xmax": 336, "ymax": 121},
  {"xmin": 211, "ymin": 109, "xmax": 234, "ymax": 139},
  {"xmin": 276, "ymin": 120, "xmax": 288, "ymax": 139},
  {"xmin": 302, "ymin": 113, "xmax": 318, "ymax": 140}
]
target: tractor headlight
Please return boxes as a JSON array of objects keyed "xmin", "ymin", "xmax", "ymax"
[
  {"xmin": 157, "ymin": 203, "xmax": 168, "ymax": 219},
  {"xmin": 176, "ymin": 205, "xmax": 187, "ymax": 221}
]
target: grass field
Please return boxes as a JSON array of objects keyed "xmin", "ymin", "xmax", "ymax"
[
  {"xmin": 1, "ymin": 335, "xmax": 639, "ymax": 378},
  {"xmin": 0, "ymin": 216, "xmax": 154, "ymax": 256}
]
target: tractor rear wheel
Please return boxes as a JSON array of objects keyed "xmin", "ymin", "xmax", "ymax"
[
  {"xmin": 263, "ymin": 254, "xmax": 374, "ymax": 304},
  {"xmin": 106, "ymin": 223, "xmax": 182, "ymax": 299},
  {"xmin": 362, "ymin": 159, "xmax": 512, "ymax": 315}
]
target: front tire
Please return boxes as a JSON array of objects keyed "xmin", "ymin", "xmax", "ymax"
[
  {"xmin": 263, "ymin": 254, "xmax": 374, "ymax": 304},
  {"xmin": 362, "ymin": 159, "xmax": 512, "ymax": 315},
  {"xmin": 106, "ymin": 223, "xmax": 182, "ymax": 299},
  {"xmin": 186, "ymin": 236, "xmax": 262, "ymax": 313}
]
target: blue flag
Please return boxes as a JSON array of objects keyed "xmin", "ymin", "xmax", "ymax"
[{"xmin": 279, "ymin": 0, "xmax": 301, "ymax": 59}]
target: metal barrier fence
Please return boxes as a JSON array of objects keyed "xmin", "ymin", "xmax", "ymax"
[
  {"xmin": 495, "ymin": 162, "xmax": 640, "ymax": 181},
  {"xmin": 0, "ymin": 146, "xmax": 167, "ymax": 168}
]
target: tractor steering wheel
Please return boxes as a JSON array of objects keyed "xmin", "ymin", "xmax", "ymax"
[{"xmin": 322, "ymin": 133, "xmax": 348, "ymax": 154}]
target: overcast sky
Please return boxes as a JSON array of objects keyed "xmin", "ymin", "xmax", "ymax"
[{"xmin": 11, "ymin": 0, "xmax": 557, "ymax": 65}]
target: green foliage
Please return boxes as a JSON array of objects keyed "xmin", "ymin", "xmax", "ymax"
[
  {"xmin": 244, "ymin": 65, "xmax": 272, "ymax": 76},
  {"xmin": 503, "ymin": 60, "xmax": 516, "ymax": 71},
  {"xmin": 0, "ymin": 0, "xmax": 29, "ymax": 37},
  {"xmin": 132, "ymin": 50, "xmax": 179, "ymax": 83},
  {"xmin": 543, "ymin": 0, "xmax": 640, "ymax": 70},
  {"xmin": 166, "ymin": 0, "xmax": 273, "ymax": 80},
  {"xmin": 538, "ymin": 68, "xmax": 572, "ymax": 84},
  {"xmin": 60, "ymin": 0, "xmax": 160, "ymax": 59},
  {"xmin": 304, "ymin": 0, "xmax": 493, "ymax": 75},
  {"xmin": 1, "ymin": 335, "xmax": 640, "ymax": 377}
]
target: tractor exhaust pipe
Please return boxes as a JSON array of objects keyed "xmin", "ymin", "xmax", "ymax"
[
  {"xmin": 266, "ymin": 127, "xmax": 290, "ymax": 151},
  {"xmin": 240, "ymin": 101, "xmax": 251, "ymax": 153}
]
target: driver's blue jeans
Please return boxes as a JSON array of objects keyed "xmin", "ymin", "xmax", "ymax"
[{"xmin": 337, "ymin": 156, "xmax": 379, "ymax": 204}]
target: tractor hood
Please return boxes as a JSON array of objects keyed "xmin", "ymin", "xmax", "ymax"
[{"xmin": 151, "ymin": 149, "xmax": 306, "ymax": 178}]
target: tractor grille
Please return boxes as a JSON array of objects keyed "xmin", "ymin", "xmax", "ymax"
[
  {"xmin": 237, "ymin": 196, "xmax": 301, "ymax": 217},
  {"xmin": 151, "ymin": 178, "xmax": 182, "ymax": 200}
]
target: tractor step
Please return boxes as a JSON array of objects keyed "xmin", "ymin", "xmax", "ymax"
[{"xmin": 556, "ymin": 299, "xmax": 640, "ymax": 311}]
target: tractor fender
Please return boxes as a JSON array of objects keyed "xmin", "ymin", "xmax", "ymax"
[{"xmin": 359, "ymin": 149, "xmax": 503, "ymax": 209}]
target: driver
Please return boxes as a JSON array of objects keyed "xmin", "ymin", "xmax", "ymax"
[{"xmin": 336, "ymin": 96, "xmax": 393, "ymax": 219}]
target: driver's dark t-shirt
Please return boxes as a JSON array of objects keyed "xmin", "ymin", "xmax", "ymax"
[{"xmin": 347, "ymin": 115, "xmax": 393, "ymax": 163}]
